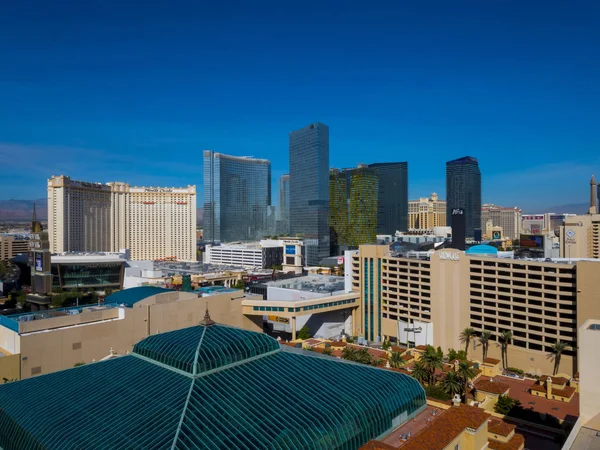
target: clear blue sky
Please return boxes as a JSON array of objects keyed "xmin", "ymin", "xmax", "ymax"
[{"xmin": 0, "ymin": 0, "xmax": 598, "ymax": 211}]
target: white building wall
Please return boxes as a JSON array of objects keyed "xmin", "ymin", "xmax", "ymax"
[{"xmin": 206, "ymin": 245, "xmax": 264, "ymax": 268}]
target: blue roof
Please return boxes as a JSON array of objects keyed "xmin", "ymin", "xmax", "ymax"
[
  {"xmin": 105, "ymin": 286, "xmax": 176, "ymax": 307},
  {"xmin": 0, "ymin": 323, "xmax": 426, "ymax": 450},
  {"xmin": 466, "ymin": 244, "xmax": 499, "ymax": 255}
]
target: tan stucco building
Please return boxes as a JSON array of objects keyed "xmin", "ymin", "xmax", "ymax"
[
  {"xmin": 351, "ymin": 245, "xmax": 600, "ymax": 376},
  {"xmin": 408, "ymin": 192, "xmax": 446, "ymax": 231},
  {"xmin": 0, "ymin": 286, "xmax": 261, "ymax": 380},
  {"xmin": 48, "ymin": 175, "xmax": 197, "ymax": 260},
  {"xmin": 0, "ymin": 235, "xmax": 30, "ymax": 261}
]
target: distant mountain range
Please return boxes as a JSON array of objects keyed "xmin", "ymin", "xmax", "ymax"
[
  {"xmin": 0, "ymin": 199, "xmax": 47, "ymax": 221},
  {"xmin": 535, "ymin": 203, "xmax": 589, "ymax": 215},
  {"xmin": 0, "ymin": 199, "xmax": 204, "ymax": 224}
]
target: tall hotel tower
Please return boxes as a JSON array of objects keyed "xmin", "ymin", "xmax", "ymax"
[
  {"xmin": 289, "ymin": 122, "xmax": 330, "ymax": 266},
  {"xmin": 47, "ymin": 175, "xmax": 196, "ymax": 261}
]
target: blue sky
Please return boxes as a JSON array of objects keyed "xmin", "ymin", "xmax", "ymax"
[{"xmin": 0, "ymin": 0, "xmax": 598, "ymax": 211}]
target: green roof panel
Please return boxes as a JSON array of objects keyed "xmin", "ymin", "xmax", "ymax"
[
  {"xmin": 0, "ymin": 324, "xmax": 426, "ymax": 450},
  {"xmin": 106, "ymin": 286, "xmax": 174, "ymax": 307}
]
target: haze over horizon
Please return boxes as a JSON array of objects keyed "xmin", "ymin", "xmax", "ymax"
[{"xmin": 1, "ymin": 1, "xmax": 599, "ymax": 211}]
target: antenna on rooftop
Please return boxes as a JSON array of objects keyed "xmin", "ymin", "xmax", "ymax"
[{"xmin": 201, "ymin": 301, "xmax": 215, "ymax": 327}]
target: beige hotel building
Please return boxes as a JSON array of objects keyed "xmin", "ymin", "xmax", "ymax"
[
  {"xmin": 350, "ymin": 245, "xmax": 599, "ymax": 376},
  {"xmin": 408, "ymin": 192, "xmax": 446, "ymax": 231},
  {"xmin": 48, "ymin": 175, "xmax": 196, "ymax": 261}
]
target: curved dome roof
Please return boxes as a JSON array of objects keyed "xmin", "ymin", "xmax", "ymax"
[
  {"xmin": 133, "ymin": 321, "xmax": 280, "ymax": 375},
  {"xmin": 466, "ymin": 244, "xmax": 499, "ymax": 255}
]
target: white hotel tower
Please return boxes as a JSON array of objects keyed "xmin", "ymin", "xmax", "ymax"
[{"xmin": 48, "ymin": 175, "xmax": 197, "ymax": 261}]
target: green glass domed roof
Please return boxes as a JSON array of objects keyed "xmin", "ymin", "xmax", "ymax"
[{"xmin": 133, "ymin": 318, "xmax": 280, "ymax": 375}]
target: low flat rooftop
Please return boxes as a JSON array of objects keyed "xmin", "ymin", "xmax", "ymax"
[{"xmin": 266, "ymin": 275, "xmax": 345, "ymax": 293}]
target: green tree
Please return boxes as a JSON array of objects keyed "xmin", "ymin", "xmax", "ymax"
[
  {"xmin": 479, "ymin": 330, "xmax": 492, "ymax": 361},
  {"xmin": 323, "ymin": 347, "xmax": 333, "ymax": 356},
  {"xmin": 341, "ymin": 347, "xmax": 358, "ymax": 362},
  {"xmin": 355, "ymin": 348, "xmax": 373, "ymax": 365},
  {"xmin": 494, "ymin": 395, "xmax": 521, "ymax": 415},
  {"xmin": 73, "ymin": 362, "xmax": 86, "ymax": 367},
  {"xmin": 382, "ymin": 340, "xmax": 391, "ymax": 350},
  {"xmin": 372, "ymin": 358, "xmax": 384, "ymax": 367},
  {"xmin": 233, "ymin": 280, "xmax": 245, "ymax": 290},
  {"xmin": 459, "ymin": 327, "xmax": 477, "ymax": 356},
  {"xmin": 297, "ymin": 325, "xmax": 311, "ymax": 340},
  {"xmin": 500, "ymin": 330, "xmax": 513, "ymax": 368},
  {"xmin": 447, "ymin": 348, "xmax": 468, "ymax": 362},
  {"xmin": 456, "ymin": 361, "xmax": 477, "ymax": 403},
  {"xmin": 440, "ymin": 372, "xmax": 463, "ymax": 398},
  {"xmin": 421, "ymin": 346, "xmax": 444, "ymax": 385},
  {"xmin": 550, "ymin": 340, "xmax": 568, "ymax": 375},
  {"xmin": 411, "ymin": 361, "xmax": 429, "ymax": 386},
  {"xmin": 388, "ymin": 352, "xmax": 405, "ymax": 369}
]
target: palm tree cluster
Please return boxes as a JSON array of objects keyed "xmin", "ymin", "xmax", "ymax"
[
  {"xmin": 341, "ymin": 346, "xmax": 374, "ymax": 365},
  {"xmin": 419, "ymin": 346, "xmax": 444, "ymax": 385}
]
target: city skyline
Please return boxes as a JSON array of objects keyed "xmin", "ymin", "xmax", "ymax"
[{"xmin": 1, "ymin": 2, "xmax": 599, "ymax": 211}]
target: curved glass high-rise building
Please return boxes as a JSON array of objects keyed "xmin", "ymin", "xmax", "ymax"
[
  {"xmin": 446, "ymin": 156, "xmax": 481, "ymax": 239},
  {"xmin": 289, "ymin": 123, "xmax": 329, "ymax": 266},
  {"xmin": 203, "ymin": 151, "xmax": 271, "ymax": 243}
]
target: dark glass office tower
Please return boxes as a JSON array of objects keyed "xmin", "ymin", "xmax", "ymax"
[
  {"xmin": 289, "ymin": 122, "xmax": 330, "ymax": 266},
  {"xmin": 368, "ymin": 162, "xmax": 409, "ymax": 235},
  {"xmin": 446, "ymin": 156, "xmax": 481, "ymax": 239},
  {"xmin": 278, "ymin": 174, "xmax": 290, "ymax": 235},
  {"xmin": 203, "ymin": 151, "xmax": 271, "ymax": 243}
]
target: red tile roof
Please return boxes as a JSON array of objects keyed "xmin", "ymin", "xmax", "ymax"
[
  {"xmin": 401, "ymin": 405, "xmax": 490, "ymax": 450},
  {"xmin": 329, "ymin": 341, "xmax": 348, "ymax": 347},
  {"xmin": 530, "ymin": 384, "xmax": 575, "ymax": 398},
  {"xmin": 359, "ymin": 440, "xmax": 398, "ymax": 450},
  {"xmin": 475, "ymin": 379, "xmax": 510, "ymax": 395},
  {"xmin": 415, "ymin": 345, "xmax": 428, "ymax": 351},
  {"xmin": 488, "ymin": 434, "xmax": 525, "ymax": 450},
  {"xmin": 488, "ymin": 419, "xmax": 516, "ymax": 437},
  {"xmin": 390, "ymin": 345, "xmax": 408, "ymax": 354},
  {"xmin": 540, "ymin": 375, "xmax": 569, "ymax": 386},
  {"xmin": 402, "ymin": 354, "xmax": 415, "ymax": 361},
  {"xmin": 483, "ymin": 358, "xmax": 501, "ymax": 365}
]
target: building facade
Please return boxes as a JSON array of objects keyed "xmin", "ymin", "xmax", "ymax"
[
  {"xmin": 48, "ymin": 176, "xmax": 196, "ymax": 261},
  {"xmin": 204, "ymin": 241, "xmax": 283, "ymax": 269},
  {"xmin": 446, "ymin": 156, "xmax": 481, "ymax": 239},
  {"xmin": 329, "ymin": 166, "xmax": 379, "ymax": 254},
  {"xmin": 289, "ymin": 122, "xmax": 330, "ymax": 266},
  {"xmin": 0, "ymin": 235, "xmax": 29, "ymax": 261},
  {"xmin": 369, "ymin": 162, "xmax": 408, "ymax": 235},
  {"xmin": 350, "ymin": 245, "xmax": 598, "ymax": 376},
  {"xmin": 408, "ymin": 192, "xmax": 446, "ymax": 231},
  {"xmin": 481, "ymin": 204, "xmax": 522, "ymax": 240},
  {"xmin": 203, "ymin": 151, "xmax": 271, "ymax": 244},
  {"xmin": 278, "ymin": 174, "xmax": 290, "ymax": 235}
]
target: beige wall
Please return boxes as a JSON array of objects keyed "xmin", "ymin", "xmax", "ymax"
[
  {"xmin": 560, "ymin": 214, "xmax": 600, "ymax": 259},
  {"xmin": 17, "ymin": 290, "xmax": 261, "ymax": 379},
  {"xmin": 0, "ymin": 353, "xmax": 20, "ymax": 382},
  {"xmin": 354, "ymin": 245, "xmax": 597, "ymax": 376},
  {"xmin": 579, "ymin": 320, "xmax": 600, "ymax": 430}
]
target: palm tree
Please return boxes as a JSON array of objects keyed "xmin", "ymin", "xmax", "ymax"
[
  {"xmin": 550, "ymin": 341, "xmax": 568, "ymax": 375},
  {"xmin": 440, "ymin": 372, "xmax": 463, "ymax": 398},
  {"xmin": 456, "ymin": 361, "xmax": 477, "ymax": 403},
  {"xmin": 479, "ymin": 330, "xmax": 492, "ymax": 361},
  {"xmin": 459, "ymin": 327, "xmax": 477, "ymax": 356},
  {"xmin": 355, "ymin": 348, "xmax": 373, "ymax": 365},
  {"xmin": 388, "ymin": 352, "xmax": 405, "ymax": 369},
  {"xmin": 411, "ymin": 361, "xmax": 429, "ymax": 386},
  {"xmin": 372, "ymin": 358, "xmax": 384, "ymax": 367},
  {"xmin": 500, "ymin": 331, "xmax": 513, "ymax": 369},
  {"xmin": 341, "ymin": 347, "xmax": 358, "ymax": 362},
  {"xmin": 421, "ymin": 347, "xmax": 444, "ymax": 385}
]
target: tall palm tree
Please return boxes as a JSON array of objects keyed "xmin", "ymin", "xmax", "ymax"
[
  {"xmin": 500, "ymin": 331, "xmax": 513, "ymax": 369},
  {"xmin": 459, "ymin": 327, "xmax": 477, "ymax": 356},
  {"xmin": 550, "ymin": 341, "xmax": 568, "ymax": 375},
  {"xmin": 411, "ymin": 361, "xmax": 429, "ymax": 386},
  {"xmin": 341, "ymin": 347, "xmax": 358, "ymax": 362},
  {"xmin": 421, "ymin": 347, "xmax": 444, "ymax": 385},
  {"xmin": 388, "ymin": 352, "xmax": 405, "ymax": 369},
  {"xmin": 456, "ymin": 361, "xmax": 477, "ymax": 403},
  {"xmin": 479, "ymin": 330, "xmax": 492, "ymax": 361},
  {"xmin": 440, "ymin": 372, "xmax": 463, "ymax": 398}
]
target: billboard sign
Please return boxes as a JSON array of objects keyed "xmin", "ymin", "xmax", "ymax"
[
  {"xmin": 35, "ymin": 254, "xmax": 43, "ymax": 272},
  {"xmin": 519, "ymin": 234, "xmax": 544, "ymax": 249},
  {"xmin": 285, "ymin": 245, "xmax": 295, "ymax": 255},
  {"xmin": 337, "ymin": 257, "xmax": 344, "ymax": 265}
]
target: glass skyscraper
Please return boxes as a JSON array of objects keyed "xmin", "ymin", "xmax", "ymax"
[
  {"xmin": 329, "ymin": 166, "xmax": 379, "ymax": 254},
  {"xmin": 368, "ymin": 162, "xmax": 409, "ymax": 235},
  {"xmin": 446, "ymin": 156, "xmax": 481, "ymax": 239},
  {"xmin": 277, "ymin": 174, "xmax": 290, "ymax": 235},
  {"xmin": 289, "ymin": 122, "xmax": 329, "ymax": 266},
  {"xmin": 203, "ymin": 151, "xmax": 271, "ymax": 243}
]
